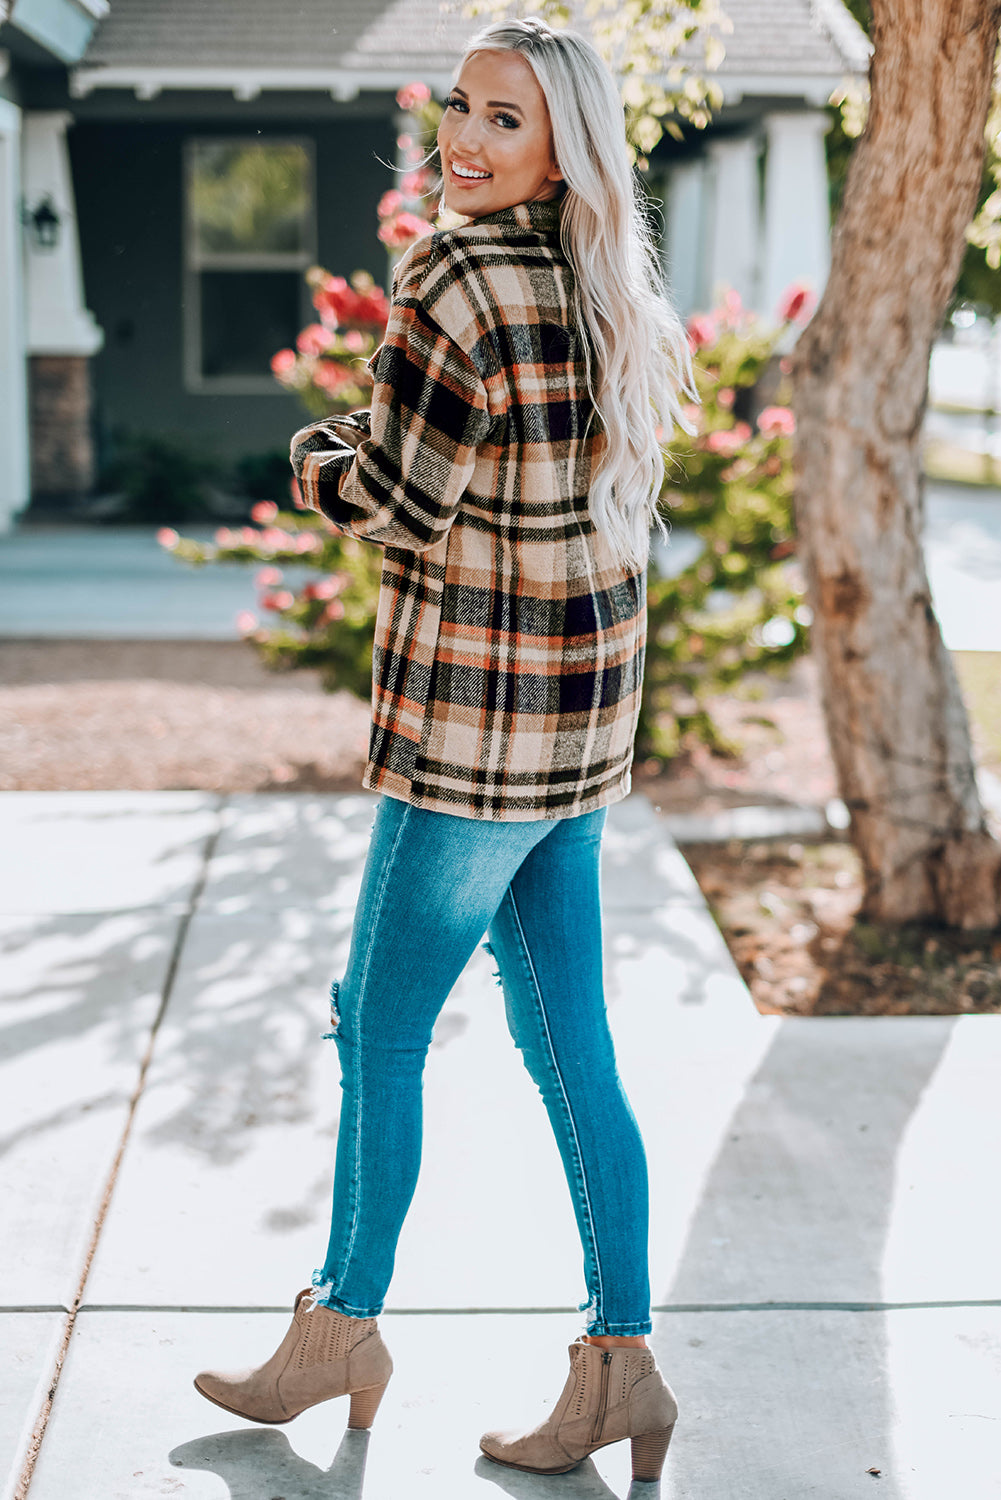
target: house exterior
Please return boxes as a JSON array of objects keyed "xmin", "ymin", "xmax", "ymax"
[{"xmin": 0, "ymin": 0, "xmax": 869, "ymax": 531}]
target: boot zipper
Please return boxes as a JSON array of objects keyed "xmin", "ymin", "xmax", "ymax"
[{"xmin": 590, "ymin": 1351, "xmax": 612, "ymax": 1445}]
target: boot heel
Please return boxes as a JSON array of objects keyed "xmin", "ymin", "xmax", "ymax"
[
  {"xmin": 348, "ymin": 1381, "xmax": 388, "ymax": 1429},
  {"xmin": 630, "ymin": 1423, "xmax": 675, "ymax": 1482}
]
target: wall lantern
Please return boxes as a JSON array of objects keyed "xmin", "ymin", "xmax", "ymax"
[{"xmin": 22, "ymin": 195, "xmax": 62, "ymax": 251}]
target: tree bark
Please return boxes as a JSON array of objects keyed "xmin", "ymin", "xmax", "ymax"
[{"xmin": 792, "ymin": 0, "xmax": 1001, "ymax": 927}]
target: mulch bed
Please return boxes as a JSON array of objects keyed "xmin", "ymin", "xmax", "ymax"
[{"xmin": 3, "ymin": 640, "xmax": 999, "ymax": 1016}]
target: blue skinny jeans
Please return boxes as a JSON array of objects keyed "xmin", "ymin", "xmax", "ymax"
[{"xmin": 312, "ymin": 794, "xmax": 652, "ymax": 1337}]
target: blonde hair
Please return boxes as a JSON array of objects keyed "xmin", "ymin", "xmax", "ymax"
[{"xmin": 460, "ymin": 15, "xmax": 697, "ymax": 571}]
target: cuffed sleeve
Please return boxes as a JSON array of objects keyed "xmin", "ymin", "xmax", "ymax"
[{"xmin": 290, "ymin": 249, "xmax": 491, "ymax": 554}]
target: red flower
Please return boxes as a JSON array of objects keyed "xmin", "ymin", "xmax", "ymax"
[
  {"xmin": 313, "ymin": 360, "xmax": 354, "ymax": 393},
  {"xmin": 250, "ymin": 501, "xmax": 279, "ymax": 524},
  {"xmin": 378, "ymin": 212, "xmax": 434, "ymax": 248},
  {"xmin": 396, "ymin": 82, "xmax": 431, "ymax": 112},
  {"xmin": 777, "ymin": 283, "xmax": 815, "ymax": 324},
  {"xmin": 270, "ymin": 348, "xmax": 297, "ymax": 376},
  {"xmin": 296, "ymin": 323, "xmax": 332, "ymax": 357},
  {"xmin": 686, "ymin": 314, "xmax": 717, "ymax": 351},
  {"xmin": 757, "ymin": 406, "xmax": 796, "ymax": 438},
  {"xmin": 313, "ymin": 276, "xmax": 389, "ymax": 330}
]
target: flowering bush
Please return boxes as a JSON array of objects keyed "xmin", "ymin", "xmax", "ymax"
[
  {"xmin": 165, "ymin": 80, "xmax": 817, "ymax": 765},
  {"xmin": 637, "ymin": 283, "xmax": 816, "ymax": 760}
]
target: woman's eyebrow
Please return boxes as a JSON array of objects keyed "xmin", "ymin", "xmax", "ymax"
[{"xmin": 451, "ymin": 86, "xmax": 524, "ymax": 113}]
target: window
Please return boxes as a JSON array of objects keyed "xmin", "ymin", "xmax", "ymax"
[{"xmin": 184, "ymin": 138, "xmax": 315, "ymax": 392}]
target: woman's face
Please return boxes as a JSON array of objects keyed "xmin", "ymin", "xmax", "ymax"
[{"xmin": 437, "ymin": 49, "xmax": 563, "ymax": 218}]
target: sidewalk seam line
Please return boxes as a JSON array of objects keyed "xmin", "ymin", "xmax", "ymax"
[
  {"xmin": 64, "ymin": 1299, "xmax": 1001, "ymax": 1316},
  {"xmin": 11, "ymin": 796, "xmax": 226, "ymax": 1500}
]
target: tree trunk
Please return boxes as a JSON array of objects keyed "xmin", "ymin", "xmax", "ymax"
[{"xmin": 792, "ymin": 0, "xmax": 1001, "ymax": 927}]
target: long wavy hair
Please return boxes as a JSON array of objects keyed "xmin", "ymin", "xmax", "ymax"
[{"xmin": 458, "ymin": 16, "xmax": 697, "ymax": 571}]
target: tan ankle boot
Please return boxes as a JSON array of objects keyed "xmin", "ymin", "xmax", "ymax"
[
  {"xmin": 194, "ymin": 1288, "xmax": 392, "ymax": 1427},
  {"xmin": 480, "ymin": 1338, "xmax": 677, "ymax": 1481}
]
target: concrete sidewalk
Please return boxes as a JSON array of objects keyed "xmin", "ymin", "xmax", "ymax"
[{"xmin": 1, "ymin": 791, "xmax": 999, "ymax": 1499}]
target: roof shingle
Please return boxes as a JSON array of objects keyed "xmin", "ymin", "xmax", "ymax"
[{"xmin": 80, "ymin": 0, "xmax": 869, "ymax": 84}]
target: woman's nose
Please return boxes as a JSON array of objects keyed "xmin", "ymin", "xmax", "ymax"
[{"xmin": 451, "ymin": 114, "xmax": 484, "ymax": 156}]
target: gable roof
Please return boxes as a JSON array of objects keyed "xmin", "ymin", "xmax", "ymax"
[{"xmin": 73, "ymin": 0, "xmax": 870, "ymax": 100}]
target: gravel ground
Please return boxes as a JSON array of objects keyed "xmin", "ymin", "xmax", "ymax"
[{"xmin": 0, "ymin": 640, "xmax": 370, "ymax": 792}]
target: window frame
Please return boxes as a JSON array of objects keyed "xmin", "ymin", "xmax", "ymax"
[{"xmin": 182, "ymin": 134, "xmax": 317, "ymax": 395}]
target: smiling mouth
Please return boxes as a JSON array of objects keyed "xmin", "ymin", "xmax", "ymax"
[{"xmin": 450, "ymin": 160, "xmax": 493, "ymax": 182}]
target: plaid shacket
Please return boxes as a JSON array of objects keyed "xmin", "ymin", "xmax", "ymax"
[{"xmin": 290, "ymin": 198, "xmax": 646, "ymax": 821}]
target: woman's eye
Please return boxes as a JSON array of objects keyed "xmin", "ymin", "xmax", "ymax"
[
  {"xmin": 443, "ymin": 95, "xmax": 467, "ymax": 113},
  {"xmin": 495, "ymin": 112, "xmax": 520, "ymax": 130}
]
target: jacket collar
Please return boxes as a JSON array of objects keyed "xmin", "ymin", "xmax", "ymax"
[{"xmin": 469, "ymin": 199, "xmax": 563, "ymax": 236}]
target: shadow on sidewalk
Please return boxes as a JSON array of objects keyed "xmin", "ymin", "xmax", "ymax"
[{"xmin": 657, "ymin": 1015, "xmax": 957, "ymax": 1499}]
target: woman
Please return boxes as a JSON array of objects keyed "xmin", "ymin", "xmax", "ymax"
[{"xmin": 194, "ymin": 15, "xmax": 695, "ymax": 1483}]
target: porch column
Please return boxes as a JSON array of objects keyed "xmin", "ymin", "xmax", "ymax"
[
  {"xmin": 0, "ymin": 97, "xmax": 29, "ymax": 532},
  {"xmin": 664, "ymin": 158, "xmax": 708, "ymax": 318},
  {"xmin": 22, "ymin": 110, "xmax": 103, "ymax": 503},
  {"xmin": 760, "ymin": 110, "xmax": 831, "ymax": 323},
  {"xmin": 706, "ymin": 134, "xmax": 761, "ymax": 313}
]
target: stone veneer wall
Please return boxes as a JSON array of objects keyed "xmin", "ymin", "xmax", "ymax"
[{"xmin": 29, "ymin": 354, "xmax": 95, "ymax": 499}]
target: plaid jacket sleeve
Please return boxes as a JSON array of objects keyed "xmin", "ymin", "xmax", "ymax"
[{"xmin": 290, "ymin": 239, "xmax": 491, "ymax": 553}]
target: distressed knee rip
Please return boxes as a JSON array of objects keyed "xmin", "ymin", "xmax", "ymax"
[{"xmin": 321, "ymin": 978, "xmax": 341, "ymax": 1040}]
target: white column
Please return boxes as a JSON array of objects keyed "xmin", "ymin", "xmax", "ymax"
[
  {"xmin": 663, "ymin": 159, "xmax": 708, "ymax": 317},
  {"xmin": 706, "ymin": 134, "xmax": 761, "ymax": 313},
  {"xmin": 22, "ymin": 111, "xmax": 103, "ymax": 355},
  {"xmin": 760, "ymin": 110, "xmax": 831, "ymax": 323},
  {"xmin": 0, "ymin": 97, "xmax": 29, "ymax": 532}
]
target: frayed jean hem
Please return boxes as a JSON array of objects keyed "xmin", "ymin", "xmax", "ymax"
[{"xmin": 310, "ymin": 1269, "xmax": 382, "ymax": 1319}]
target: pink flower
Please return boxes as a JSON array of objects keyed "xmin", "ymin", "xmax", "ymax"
[
  {"xmin": 240, "ymin": 527, "xmax": 259, "ymax": 545},
  {"xmin": 156, "ymin": 527, "xmax": 179, "ymax": 549},
  {"xmin": 378, "ymin": 189, "xmax": 404, "ymax": 219},
  {"xmin": 261, "ymin": 590, "xmax": 295, "ymax": 612},
  {"xmin": 705, "ymin": 422, "xmax": 752, "ymax": 456},
  {"xmin": 757, "ymin": 406, "xmax": 796, "ymax": 438},
  {"xmin": 686, "ymin": 314, "xmax": 717, "ymax": 351},
  {"xmin": 255, "ymin": 566, "xmax": 283, "ymax": 587},
  {"xmin": 777, "ymin": 283, "xmax": 815, "ymax": 324},
  {"xmin": 378, "ymin": 211, "xmax": 434, "ymax": 248},
  {"xmin": 261, "ymin": 527, "xmax": 291, "ymax": 549},
  {"xmin": 270, "ymin": 348, "xmax": 297, "ymax": 376},
  {"xmin": 235, "ymin": 610, "xmax": 259, "ymax": 634},
  {"xmin": 305, "ymin": 575, "xmax": 342, "ymax": 601},
  {"xmin": 214, "ymin": 527, "xmax": 236, "ymax": 546},
  {"xmin": 717, "ymin": 387, "xmax": 735, "ymax": 410},
  {"xmin": 296, "ymin": 323, "xmax": 332, "ymax": 357},
  {"xmin": 295, "ymin": 533, "xmax": 321, "ymax": 553},
  {"xmin": 681, "ymin": 402, "xmax": 701, "ymax": 426},
  {"xmin": 250, "ymin": 501, "xmax": 279, "ymax": 524},
  {"xmin": 320, "ymin": 600, "xmax": 345, "ymax": 624},
  {"xmin": 396, "ymin": 133, "xmax": 412, "ymax": 152},
  {"xmin": 342, "ymin": 329, "xmax": 365, "ymax": 352},
  {"xmin": 721, "ymin": 289, "xmax": 743, "ymax": 324},
  {"xmin": 396, "ymin": 81, "xmax": 431, "ymax": 112},
  {"xmin": 401, "ymin": 169, "xmax": 429, "ymax": 197}
]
